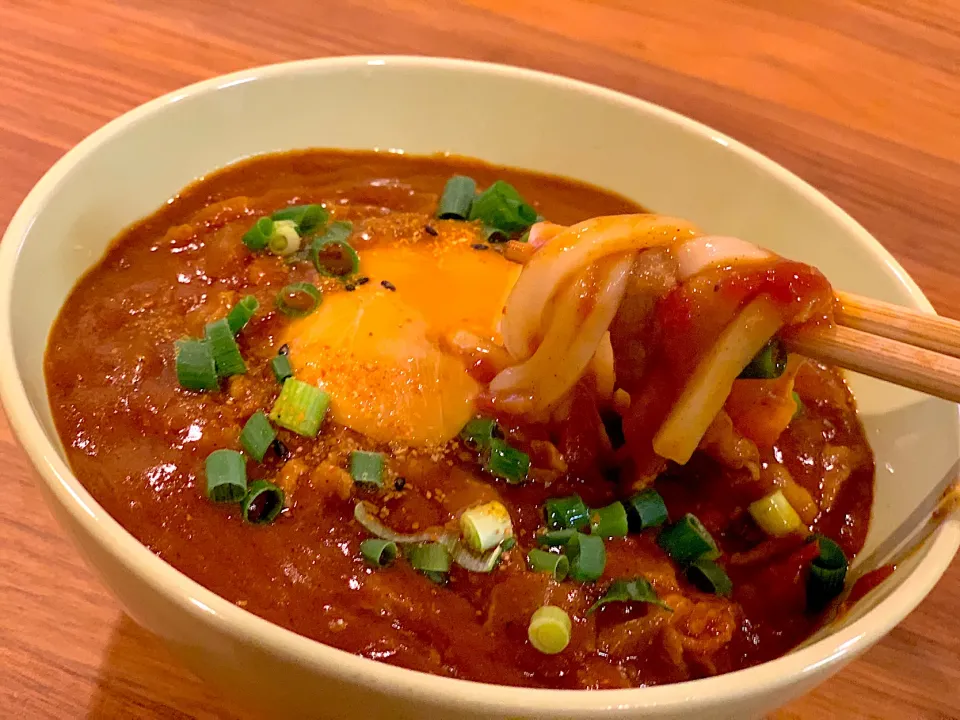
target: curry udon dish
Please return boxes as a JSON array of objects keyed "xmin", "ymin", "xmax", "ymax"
[{"xmin": 46, "ymin": 151, "xmax": 874, "ymax": 689}]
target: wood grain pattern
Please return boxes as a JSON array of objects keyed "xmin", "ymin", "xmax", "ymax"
[{"xmin": 0, "ymin": 1, "xmax": 957, "ymax": 717}]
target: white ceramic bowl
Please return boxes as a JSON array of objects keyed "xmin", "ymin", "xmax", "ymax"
[{"xmin": 1, "ymin": 56, "xmax": 957, "ymax": 720}]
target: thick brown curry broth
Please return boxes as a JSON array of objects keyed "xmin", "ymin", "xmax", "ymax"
[{"xmin": 45, "ymin": 150, "xmax": 874, "ymax": 689}]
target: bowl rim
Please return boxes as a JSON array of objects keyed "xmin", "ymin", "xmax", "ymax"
[{"xmin": 1, "ymin": 55, "xmax": 957, "ymax": 714}]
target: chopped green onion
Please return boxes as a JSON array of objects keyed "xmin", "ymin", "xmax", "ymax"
[
  {"xmin": 268, "ymin": 378, "xmax": 330, "ymax": 437},
  {"xmin": 565, "ymin": 532, "xmax": 606, "ymax": 583},
  {"xmin": 241, "ymin": 480, "xmax": 284, "ymax": 524},
  {"xmin": 423, "ymin": 570, "xmax": 448, "ymax": 586},
  {"xmin": 686, "ymin": 558, "xmax": 733, "ymax": 597},
  {"xmin": 739, "ymin": 338, "xmax": 787, "ymax": 379},
  {"xmin": 408, "ymin": 542, "xmax": 451, "ymax": 573},
  {"xmin": 544, "ymin": 494, "xmax": 591, "ymax": 531},
  {"xmin": 468, "ymin": 180, "xmax": 537, "ymax": 233},
  {"xmin": 590, "ymin": 501, "xmax": 629, "ymax": 538},
  {"xmin": 501, "ymin": 536, "xmax": 516, "ymax": 552},
  {"xmin": 450, "ymin": 539, "xmax": 507, "ymax": 573},
  {"xmin": 535, "ymin": 529, "xmax": 577, "ymax": 547},
  {"xmin": 310, "ymin": 222, "xmax": 358, "ymax": 277},
  {"xmin": 267, "ymin": 219, "xmax": 301, "ymax": 256},
  {"xmin": 482, "ymin": 225, "xmax": 510, "ymax": 244},
  {"xmin": 360, "ymin": 539, "xmax": 398, "ymax": 568},
  {"xmin": 436, "ymin": 175, "xmax": 476, "ymax": 220},
  {"xmin": 792, "ymin": 391, "xmax": 805, "ymax": 419},
  {"xmin": 242, "ymin": 216, "xmax": 274, "ymax": 251},
  {"xmin": 175, "ymin": 338, "xmax": 219, "ymax": 391},
  {"xmin": 271, "ymin": 203, "xmax": 329, "ymax": 233},
  {"xmin": 527, "ymin": 605, "xmax": 571, "ymax": 655},
  {"xmin": 239, "ymin": 411, "xmax": 276, "ymax": 463},
  {"xmin": 587, "ymin": 577, "xmax": 672, "ymax": 614},
  {"xmin": 276, "ymin": 282, "xmax": 321, "ymax": 318},
  {"xmin": 226, "ymin": 295, "xmax": 259, "ymax": 335},
  {"xmin": 460, "ymin": 501, "xmax": 513, "ymax": 553},
  {"xmin": 350, "ymin": 450, "xmax": 385, "ymax": 487},
  {"xmin": 625, "ymin": 489, "xmax": 669, "ymax": 531},
  {"xmin": 807, "ymin": 536, "xmax": 849, "ymax": 612},
  {"xmin": 205, "ymin": 449, "xmax": 247, "ymax": 503},
  {"xmin": 271, "ymin": 354, "xmax": 293, "ymax": 383},
  {"xmin": 814, "ymin": 535, "xmax": 847, "ymax": 570},
  {"xmin": 204, "ymin": 318, "xmax": 247, "ymax": 377},
  {"xmin": 459, "ymin": 417, "xmax": 502, "ymax": 451},
  {"xmin": 483, "ymin": 439, "xmax": 530, "ymax": 485},
  {"xmin": 657, "ymin": 513, "xmax": 720, "ymax": 566},
  {"xmin": 527, "ymin": 548, "xmax": 569, "ymax": 582},
  {"xmin": 748, "ymin": 489, "xmax": 804, "ymax": 537}
]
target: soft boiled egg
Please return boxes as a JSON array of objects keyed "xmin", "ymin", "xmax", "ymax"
[{"xmin": 280, "ymin": 232, "xmax": 521, "ymax": 446}]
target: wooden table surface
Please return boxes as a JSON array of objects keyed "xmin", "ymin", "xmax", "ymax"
[{"xmin": 1, "ymin": 1, "xmax": 958, "ymax": 718}]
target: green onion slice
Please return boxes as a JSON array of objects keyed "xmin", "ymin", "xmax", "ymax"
[
  {"xmin": 276, "ymin": 282, "xmax": 321, "ymax": 318},
  {"xmin": 204, "ymin": 318, "xmax": 247, "ymax": 377},
  {"xmin": 590, "ymin": 501, "xmax": 629, "ymax": 538},
  {"xmin": 527, "ymin": 548, "xmax": 569, "ymax": 582},
  {"xmin": 271, "ymin": 203, "xmax": 329, "ymax": 233},
  {"xmin": 459, "ymin": 417, "xmax": 502, "ymax": 452},
  {"xmin": 205, "ymin": 449, "xmax": 247, "ymax": 503},
  {"xmin": 748, "ymin": 489, "xmax": 803, "ymax": 537},
  {"xmin": 269, "ymin": 378, "xmax": 330, "ymax": 437},
  {"xmin": 175, "ymin": 338, "xmax": 219, "ymax": 391},
  {"xmin": 814, "ymin": 535, "xmax": 848, "ymax": 570},
  {"xmin": 460, "ymin": 501, "xmax": 513, "ymax": 553},
  {"xmin": 468, "ymin": 180, "xmax": 537, "ymax": 233},
  {"xmin": 310, "ymin": 221, "xmax": 358, "ymax": 277},
  {"xmin": 482, "ymin": 225, "xmax": 510, "ymax": 244},
  {"xmin": 587, "ymin": 576, "xmax": 672, "ymax": 614},
  {"xmin": 535, "ymin": 529, "xmax": 577, "ymax": 547},
  {"xmin": 739, "ymin": 337, "xmax": 788, "ymax": 379},
  {"xmin": 242, "ymin": 216, "xmax": 274, "ymax": 251},
  {"xmin": 483, "ymin": 438, "xmax": 530, "ymax": 485},
  {"xmin": 241, "ymin": 480, "xmax": 284, "ymax": 524},
  {"xmin": 271, "ymin": 354, "xmax": 293, "ymax": 384},
  {"xmin": 360, "ymin": 539, "xmax": 398, "ymax": 568},
  {"xmin": 239, "ymin": 410, "xmax": 276, "ymax": 463},
  {"xmin": 350, "ymin": 450, "xmax": 385, "ymax": 486},
  {"xmin": 448, "ymin": 538, "xmax": 507, "ymax": 573},
  {"xmin": 625, "ymin": 489, "xmax": 669, "ymax": 531},
  {"xmin": 686, "ymin": 558, "xmax": 733, "ymax": 597},
  {"xmin": 657, "ymin": 513, "xmax": 720, "ymax": 566},
  {"xmin": 226, "ymin": 295, "xmax": 259, "ymax": 335},
  {"xmin": 544, "ymin": 494, "xmax": 591, "ymax": 531},
  {"xmin": 565, "ymin": 532, "xmax": 606, "ymax": 583},
  {"xmin": 267, "ymin": 219, "xmax": 301, "ymax": 256},
  {"xmin": 436, "ymin": 175, "xmax": 476, "ymax": 220},
  {"xmin": 807, "ymin": 538, "xmax": 848, "ymax": 612},
  {"xmin": 408, "ymin": 542, "xmax": 451, "ymax": 573},
  {"xmin": 527, "ymin": 605, "xmax": 571, "ymax": 655}
]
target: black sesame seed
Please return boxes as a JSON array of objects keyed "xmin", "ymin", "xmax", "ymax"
[
  {"xmin": 470, "ymin": 243, "xmax": 490, "ymax": 251},
  {"xmin": 345, "ymin": 283, "xmax": 356, "ymax": 292},
  {"xmin": 278, "ymin": 343, "xmax": 290, "ymax": 356},
  {"xmin": 381, "ymin": 280, "xmax": 396, "ymax": 291},
  {"xmin": 272, "ymin": 438, "xmax": 291, "ymax": 461},
  {"xmin": 356, "ymin": 276, "xmax": 370, "ymax": 285},
  {"xmin": 394, "ymin": 476, "xmax": 406, "ymax": 491},
  {"xmin": 424, "ymin": 225, "xmax": 439, "ymax": 236}
]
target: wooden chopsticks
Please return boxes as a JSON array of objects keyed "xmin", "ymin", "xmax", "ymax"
[
  {"xmin": 784, "ymin": 293, "xmax": 960, "ymax": 404},
  {"xmin": 834, "ymin": 291, "xmax": 960, "ymax": 359}
]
